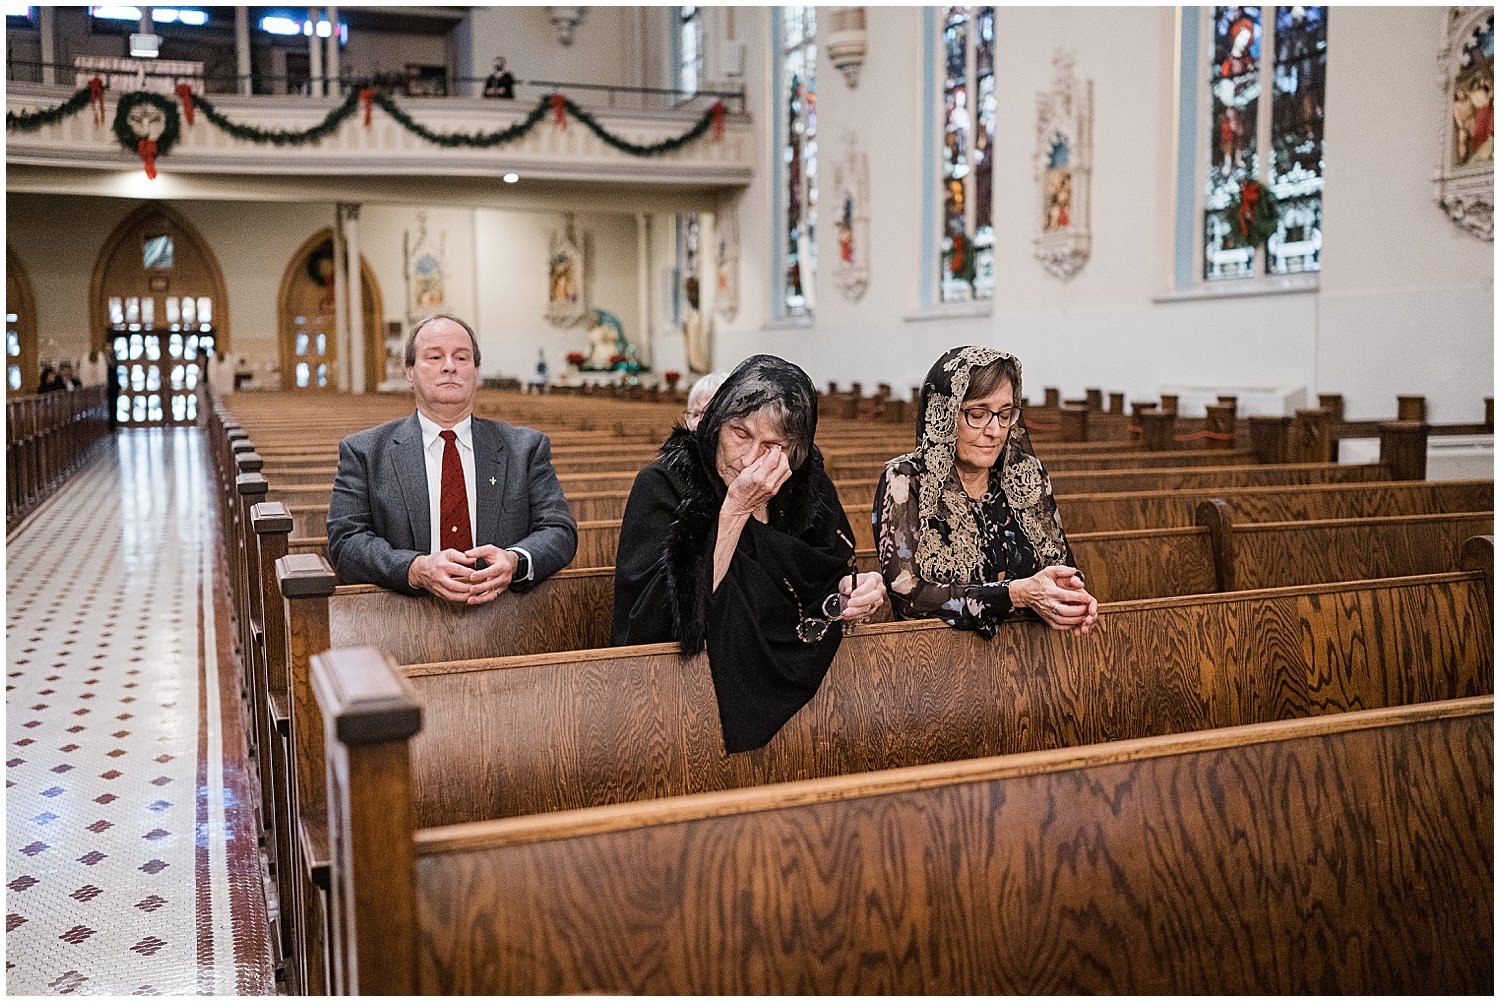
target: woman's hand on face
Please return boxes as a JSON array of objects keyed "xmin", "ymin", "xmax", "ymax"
[
  {"xmin": 838, "ymin": 571, "xmax": 887, "ymax": 622},
  {"xmin": 1015, "ymin": 565, "xmax": 1098, "ymax": 635},
  {"xmin": 722, "ymin": 444, "xmax": 792, "ymax": 518}
]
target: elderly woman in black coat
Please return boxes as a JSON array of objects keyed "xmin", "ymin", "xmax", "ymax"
[{"xmin": 612, "ymin": 354, "xmax": 886, "ymax": 751}]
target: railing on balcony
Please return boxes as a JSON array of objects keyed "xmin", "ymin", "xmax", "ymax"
[
  {"xmin": 4, "ymin": 58, "xmax": 746, "ymax": 113},
  {"xmin": 6, "ymin": 66, "xmax": 753, "ymax": 186}
]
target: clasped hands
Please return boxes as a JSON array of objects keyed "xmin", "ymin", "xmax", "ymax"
[
  {"xmin": 1012, "ymin": 565, "xmax": 1098, "ymax": 635},
  {"xmin": 407, "ymin": 544, "xmax": 517, "ymax": 605}
]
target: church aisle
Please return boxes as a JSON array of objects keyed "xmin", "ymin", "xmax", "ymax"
[{"xmin": 6, "ymin": 430, "xmax": 275, "ymax": 995}]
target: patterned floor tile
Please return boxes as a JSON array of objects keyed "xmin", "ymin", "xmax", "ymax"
[{"xmin": 6, "ymin": 430, "xmax": 275, "ymax": 995}]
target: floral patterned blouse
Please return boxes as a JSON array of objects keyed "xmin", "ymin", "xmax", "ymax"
[{"xmin": 872, "ymin": 458, "xmax": 1043, "ymax": 637}]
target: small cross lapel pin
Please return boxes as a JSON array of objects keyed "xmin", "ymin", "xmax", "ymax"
[{"xmin": 489, "ymin": 476, "xmax": 497, "ymax": 486}]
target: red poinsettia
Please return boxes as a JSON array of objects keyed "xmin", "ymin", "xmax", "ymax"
[{"xmin": 565, "ymin": 351, "xmax": 585, "ymax": 365}]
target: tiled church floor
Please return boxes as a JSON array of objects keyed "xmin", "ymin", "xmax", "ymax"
[{"xmin": 6, "ymin": 430, "xmax": 276, "ymax": 995}]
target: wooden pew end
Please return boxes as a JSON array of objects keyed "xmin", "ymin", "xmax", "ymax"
[{"xmin": 1460, "ymin": 534, "xmax": 1493, "ymax": 576}]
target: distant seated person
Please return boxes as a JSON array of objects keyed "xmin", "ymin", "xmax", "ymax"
[
  {"xmin": 874, "ymin": 346, "xmax": 1097, "ymax": 637},
  {"xmin": 683, "ymin": 370, "xmax": 727, "ymax": 430},
  {"xmin": 36, "ymin": 364, "xmax": 58, "ymax": 393},
  {"xmin": 612, "ymin": 354, "xmax": 887, "ymax": 752},
  {"xmin": 482, "ymin": 56, "xmax": 515, "ymax": 99},
  {"xmin": 55, "ymin": 362, "xmax": 82, "ymax": 390},
  {"xmin": 327, "ymin": 313, "xmax": 577, "ymax": 603}
]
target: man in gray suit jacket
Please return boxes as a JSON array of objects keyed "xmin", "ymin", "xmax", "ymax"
[{"xmin": 327, "ymin": 314, "xmax": 577, "ymax": 603}]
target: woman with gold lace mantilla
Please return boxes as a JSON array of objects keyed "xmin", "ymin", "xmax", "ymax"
[{"xmin": 874, "ymin": 346, "xmax": 1098, "ymax": 637}]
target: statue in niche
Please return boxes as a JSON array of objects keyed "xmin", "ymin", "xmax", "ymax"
[
  {"xmin": 1435, "ymin": 8, "xmax": 1495, "ymax": 239},
  {"xmin": 1043, "ymin": 136, "xmax": 1073, "ymax": 231},
  {"xmin": 1033, "ymin": 50, "xmax": 1093, "ymax": 280},
  {"xmin": 831, "ymin": 134, "xmax": 870, "ymax": 301},
  {"xmin": 547, "ymin": 224, "xmax": 587, "ymax": 326}
]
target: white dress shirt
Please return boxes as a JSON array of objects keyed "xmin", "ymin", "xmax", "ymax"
[
  {"xmin": 414, "ymin": 412, "xmax": 532, "ymax": 580},
  {"xmin": 417, "ymin": 412, "xmax": 478, "ymax": 554}
]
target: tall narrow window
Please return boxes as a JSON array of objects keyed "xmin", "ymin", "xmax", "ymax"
[
  {"xmin": 780, "ymin": 6, "xmax": 817, "ymax": 318},
  {"xmin": 1203, "ymin": 6, "xmax": 1326, "ymax": 281},
  {"xmin": 939, "ymin": 6, "xmax": 995, "ymax": 303},
  {"xmin": 676, "ymin": 6, "xmax": 703, "ymax": 101}
]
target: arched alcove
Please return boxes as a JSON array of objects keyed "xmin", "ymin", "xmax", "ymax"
[
  {"xmin": 90, "ymin": 203, "xmax": 230, "ymax": 425},
  {"xmin": 276, "ymin": 229, "xmax": 385, "ymax": 392},
  {"xmin": 6, "ymin": 246, "xmax": 39, "ymax": 393}
]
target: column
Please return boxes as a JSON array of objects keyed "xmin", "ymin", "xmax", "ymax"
[
  {"xmin": 235, "ymin": 7, "xmax": 252, "ymax": 96},
  {"xmin": 332, "ymin": 206, "xmax": 350, "ymax": 391},
  {"xmin": 308, "ymin": 7, "xmax": 324, "ymax": 96},
  {"xmin": 38, "ymin": 6, "xmax": 55, "ymax": 85},
  {"xmin": 325, "ymin": 5, "xmax": 341, "ymax": 95},
  {"xmin": 635, "ymin": 213, "xmax": 652, "ymax": 374},
  {"xmin": 343, "ymin": 203, "xmax": 366, "ymax": 394}
]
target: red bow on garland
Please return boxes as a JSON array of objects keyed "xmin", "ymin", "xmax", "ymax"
[
  {"xmin": 137, "ymin": 139, "xmax": 158, "ymax": 179},
  {"xmin": 360, "ymin": 87, "xmax": 375, "ymax": 127},
  {"xmin": 175, "ymin": 83, "xmax": 195, "ymax": 126},
  {"xmin": 88, "ymin": 76, "xmax": 105, "ymax": 124},
  {"xmin": 711, "ymin": 101, "xmax": 725, "ymax": 142},
  {"xmin": 1237, "ymin": 180, "xmax": 1261, "ymax": 237},
  {"xmin": 550, "ymin": 94, "xmax": 567, "ymax": 128}
]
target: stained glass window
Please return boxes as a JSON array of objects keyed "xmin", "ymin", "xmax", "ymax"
[
  {"xmin": 677, "ymin": 6, "xmax": 702, "ymax": 102},
  {"xmin": 1267, "ymin": 5, "xmax": 1326, "ymax": 275},
  {"xmin": 780, "ymin": 6, "xmax": 817, "ymax": 317},
  {"xmin": 1203, "ymin": 6, "xmax": 1326, "ymax": 281},
  {"xmin": 939, "ymin": 6, "xmax": 995, "ymax": 303}
]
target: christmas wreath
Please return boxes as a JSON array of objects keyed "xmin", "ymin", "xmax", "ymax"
[
  {"xmin": 946, "ymin": 232, "xmax": 977, "ymax": 284},
  {"xmin": 1221, "ymin": 177, "xmax": 1280, "ymax": 249},
  {"xmin": 112, "ymin": 91, "xmax": 182, "ymax": 179}
]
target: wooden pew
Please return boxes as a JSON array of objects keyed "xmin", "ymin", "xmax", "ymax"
[
  {"xmin": 309, "ymin": 565, "xmax": 1494, "ymax": 992},
  {"xmin": 276, "ymin": 549, "xmax": 1494, "ymax": 996}
]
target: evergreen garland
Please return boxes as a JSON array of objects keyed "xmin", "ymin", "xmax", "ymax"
[
  {"xmin": 112, "ymin": 91, "xmax": 182, "ymax": 157},
  {"xmin": 6, "ymin": 87, "xmax": 93, "ymax": 131},
  {"xmin": 372, "ymin": 91, "xmax": 549, "ymax": 147},
  {"xmin": 562, "ymin": 96, "xmax": 718, "ymax": 157},
  {"xmin": 8, "ymin": 86, "xmax": 727, "ymax": 161},
  {"xmin": 194, "ymin": 90, "xmax": 360, "ymax": 146}
]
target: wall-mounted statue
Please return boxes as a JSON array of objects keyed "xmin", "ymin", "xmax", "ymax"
[
  {"xmin": 1033, "ymin": 50, "xmax": 1094, "ymax": 280},
  {"xmin": 1435, "ymin": 7, "xmax": 1494, "ymax": 240},
  {"xmin": 547, "ymin": 220, "xmax": 587, "ymax": 326},
  {"xmin": 831, "ymin": 133, "xmax": 870, "ymax": 301}
]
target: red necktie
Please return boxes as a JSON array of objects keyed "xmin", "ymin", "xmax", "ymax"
[{"xmin": 438, "ymin": 429, "xmax": 473, "ymax": 552}]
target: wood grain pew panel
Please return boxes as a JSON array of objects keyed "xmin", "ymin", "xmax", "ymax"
[
  {"xmin": 404, "ymin": 700, "xmax": 1492, "ymax": 994},
  {"xmin": 397, "ymin": 571, "xmax": 1494, "ymax": 829},
  {"xmin": 1228, "ymin": 512, "xmax": 1494, "ymax": 589},
  {"xmin": 313, "ymin": 643, "xmax": 1492, "ymax": 994},
  {"xmin": 1057, "ymin": 478, "xmax": 1493, "ymax": 532}
]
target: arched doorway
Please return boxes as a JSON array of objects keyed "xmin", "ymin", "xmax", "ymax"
[
  {"xmin": 276, "ymin": 230, "xmax": 384, "ymax": 392},
  {"xmin": 7, "ymin": 247, "xmax": 38, "ymax": 393},
  {"xmin": 90, "ymin": 203, "xmax": 230, "ymax": 426}
]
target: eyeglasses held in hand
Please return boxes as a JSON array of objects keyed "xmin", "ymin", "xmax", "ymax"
[
  {"xmin": 791, "ymin": 590, "xmax": 845, "ymax": 644},
  {"xmin": 961, "ymin": 406, "xmax": 1019, "ymax": 430}
]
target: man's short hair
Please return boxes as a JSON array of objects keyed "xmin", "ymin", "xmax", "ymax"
[{"xmin": 404, "ymin": 313, "xmax": 482, "ymax": 368}]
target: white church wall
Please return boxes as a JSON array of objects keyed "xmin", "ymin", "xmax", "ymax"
[
  {"xmin": 1316, "ymin": 5, "xmax": 1494, "ymax": 423},
  {"xmin": 708, "ymin": 5, "xmax": 1491, "ymax": 422},
  {"xmin": 459, "ymin": 6, "xmax": 641, "ymax": 101}
]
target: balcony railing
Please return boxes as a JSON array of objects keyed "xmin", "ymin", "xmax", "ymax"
[
  {"xmin": 5, "ymin": 58, "xmax": 746, "ymax": 112},
  {"xmin": 6, "ymin": 75, "xmax": 752, "ymax": 186}
]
